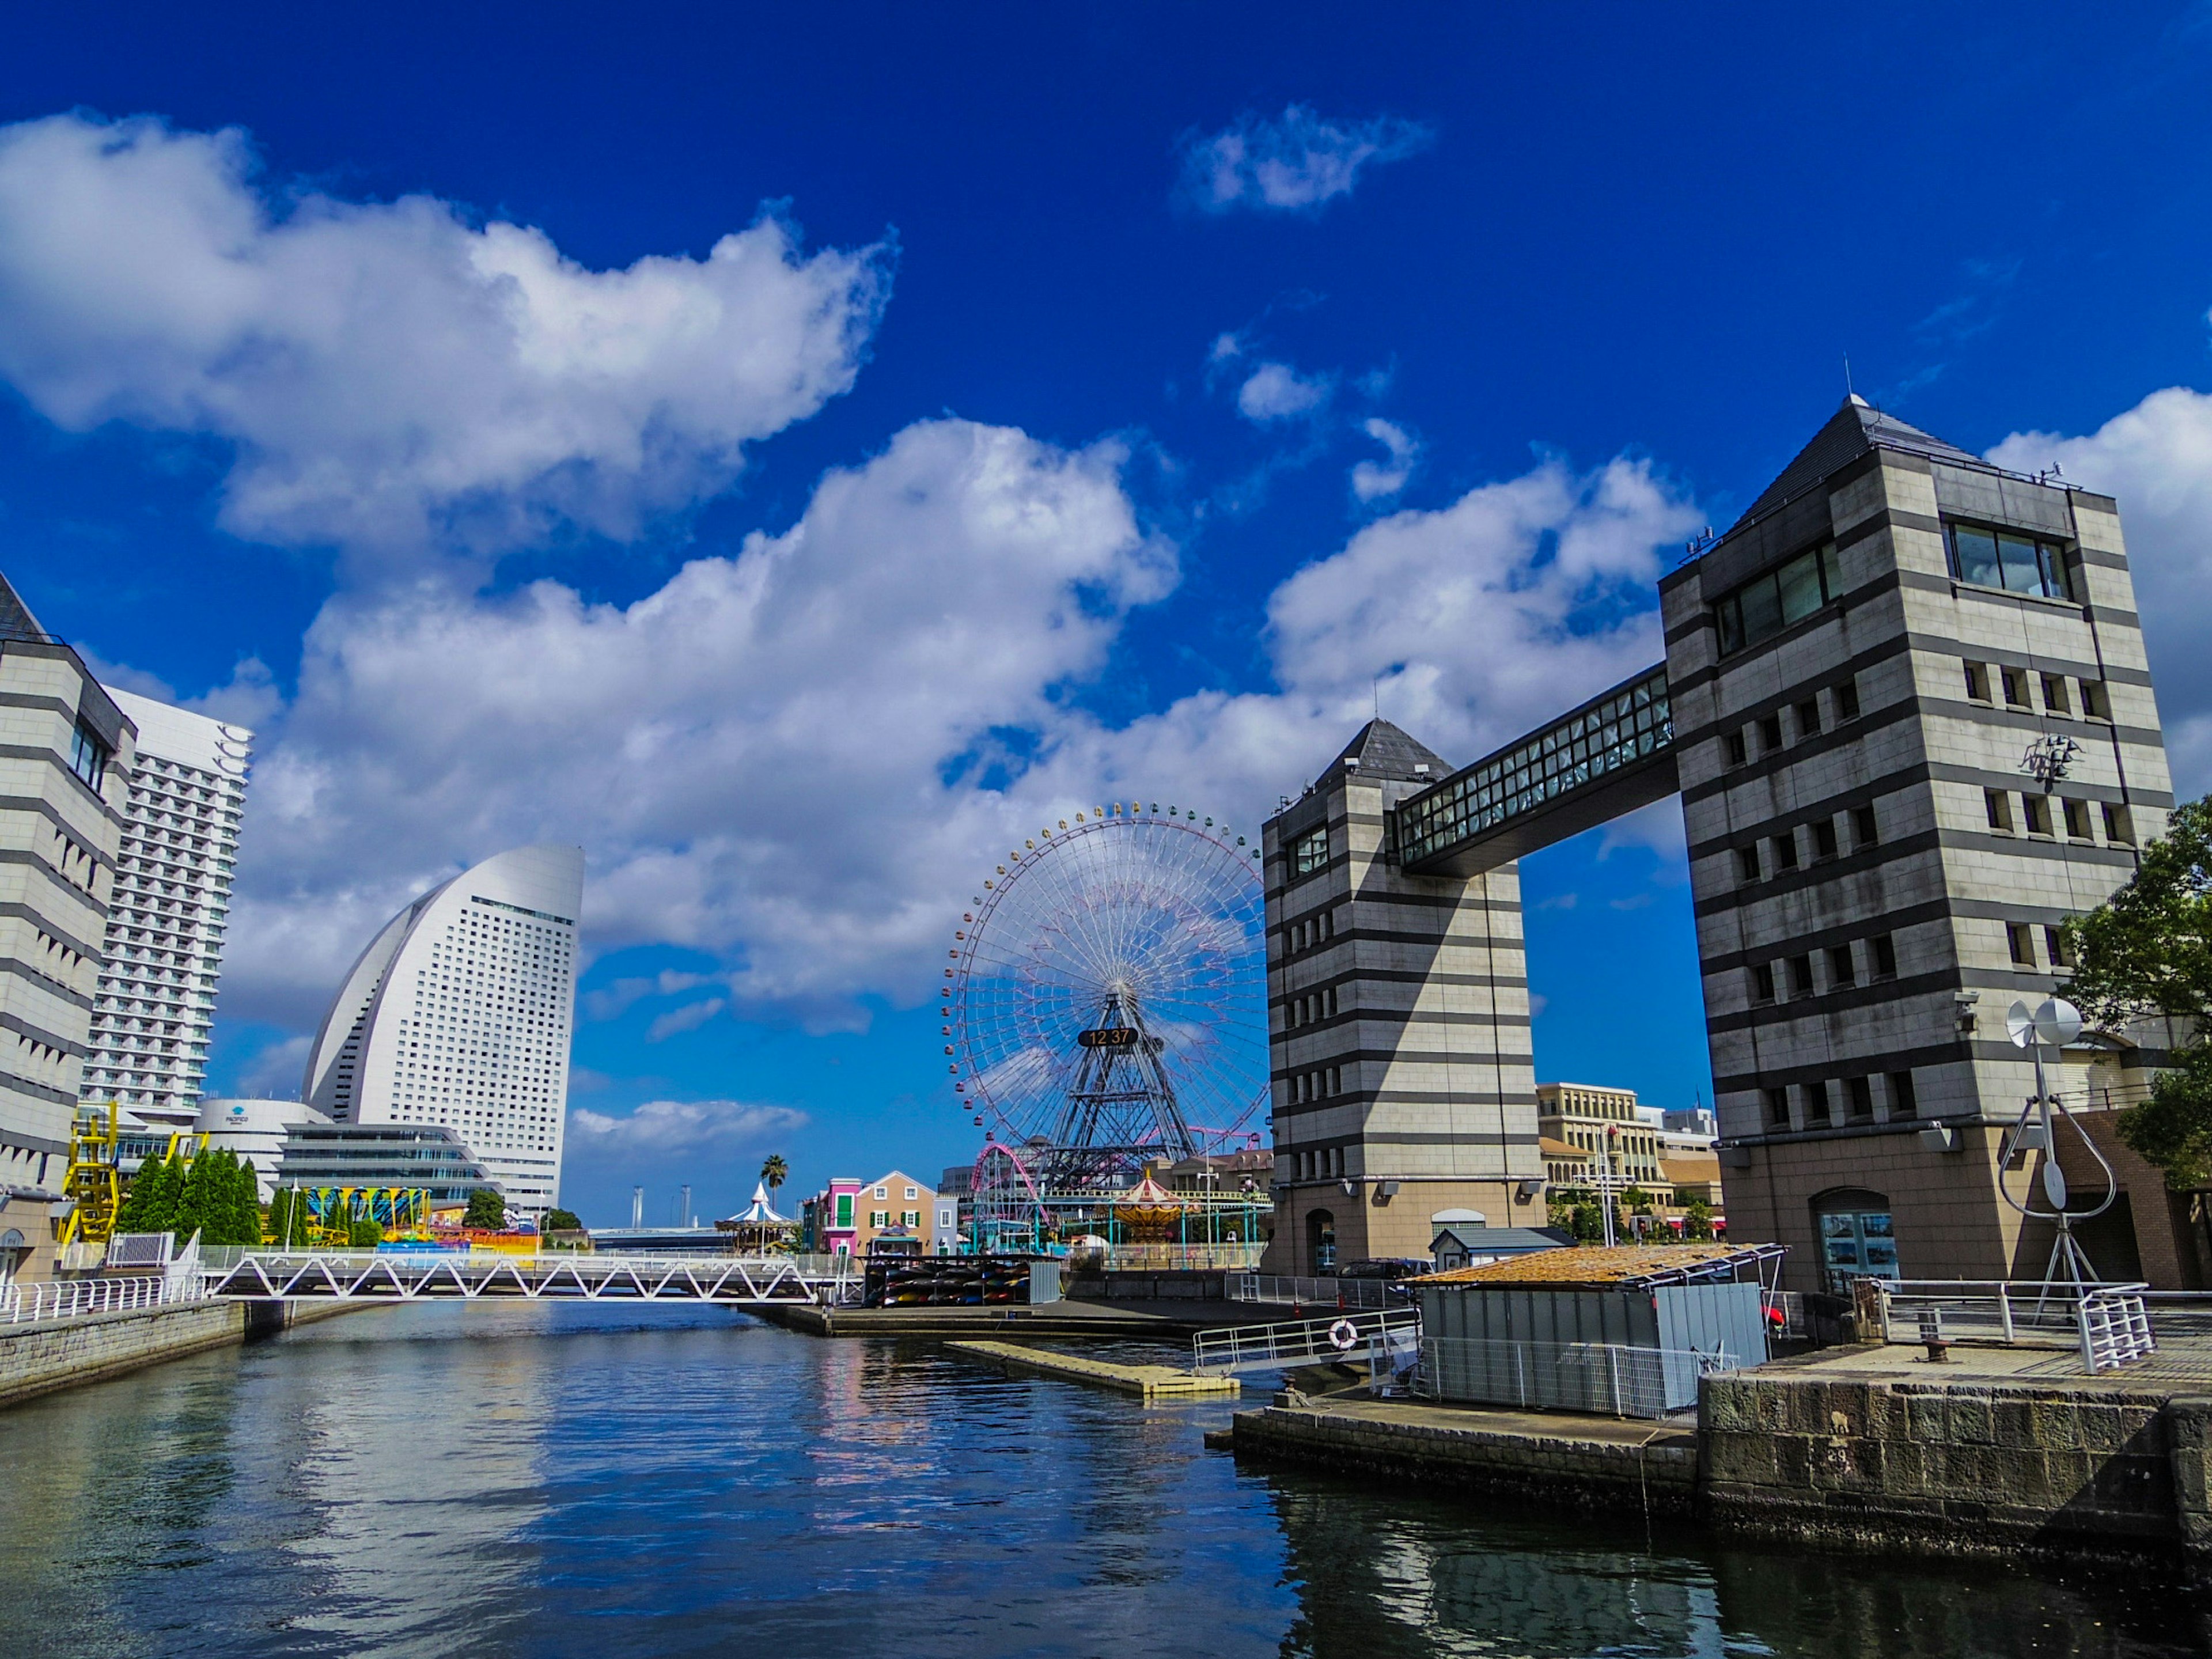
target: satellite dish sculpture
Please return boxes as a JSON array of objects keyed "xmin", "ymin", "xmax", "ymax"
[{"xmin": 1997, "ymin": 995, "xmax": 2120, "ymax": 1288}]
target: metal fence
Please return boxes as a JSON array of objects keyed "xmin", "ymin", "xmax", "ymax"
[
  {"xmin": 1101, "ymin": 1243, "xmax": 1266, "ymax": 1272},
  {"xmin": 1873, "ymin": 1279, "xmax": 2158, "ymax": 1374},
  {"xmin": 1225, "ymin": 1272, "xmax": 1392, "ymax": 1310},
  {"xmin": 2, "ymin": 1272, "xmax": 204, "ymax": 1325},
  {"xmin": 1412, "ymin": 1335, "xmax": 1736, "ymax": 1418},
  {"xmin": 1192, "ymin": 1306, "xmax": 1421, "ymax": 1374}
]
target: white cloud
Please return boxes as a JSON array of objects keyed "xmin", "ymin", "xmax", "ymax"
[
  {"xmin": 1237, "ymin": 361, "xmax": 1331, "ymax": 423},
  {"xmin": 1986, "ymin": 383, "xmax": 2212, "ymax": 797},
  {"xmin": 213, "ymin": 417, "xmax": 1176, "ymax": 1031},
  {"xmin": 582, "ymin": 969, "xmax": 716, "ymax": 1023},
  {"xmin": 646, "ymin": 998, "xmax": 726, "ymax": 1042},
  {"xmin": 1350, "ymin": 416, "xmax": 1418, "ymax": 501},
  {"xmin": 566, "ymin": 1098, "xmax": 808, "ymax": 1156},
  {"xmin": 1177, "ymin": 105, "xmax": 1434, "ymax": 215},
  {"xmin": 0, "ymin": 112, "xmax": 887, "ymax": 563}
]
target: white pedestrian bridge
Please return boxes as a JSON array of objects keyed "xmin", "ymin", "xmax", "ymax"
[{"xmin": 195, "ymin": 1248, "xmax": 863, "ymax": 1307}]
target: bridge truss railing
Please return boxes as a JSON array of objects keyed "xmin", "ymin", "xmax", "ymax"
[{"xmin": 196, "ymin": 1249, "xmax": 864, "ymax": 1305}]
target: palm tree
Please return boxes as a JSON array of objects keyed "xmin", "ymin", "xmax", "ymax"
[{"xmin": 760, "ymin": 1154, "xmax": 789, "ymax": 1210}]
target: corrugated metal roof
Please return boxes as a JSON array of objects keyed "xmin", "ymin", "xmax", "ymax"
[{"xmin": 1422, "ymin": 1241, "xmax": 1774, "ymax": 1289}]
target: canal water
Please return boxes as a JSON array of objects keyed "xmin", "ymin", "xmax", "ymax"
[{"xmin": 0, "ymin": 1303, "xmax": 2199, "ymax": 1658}]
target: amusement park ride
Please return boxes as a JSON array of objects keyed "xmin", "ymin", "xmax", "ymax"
[{"xmin": 940, "ymin": 803, "xmax": 1273, "ymax": 1253}]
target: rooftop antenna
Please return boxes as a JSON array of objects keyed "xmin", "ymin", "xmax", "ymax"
[
  {"xmin": 1844, "ymin": 354, "xmax": 1855, "ymax": 399},
  {"xmin": 1372, "ymin": 674, "xmax": 1382, "ymax": 722}
]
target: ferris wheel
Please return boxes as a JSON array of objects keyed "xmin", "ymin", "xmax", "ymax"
[{"xmin": 941, "ymin": 804, "xmax": 1269, "ymax": 1190}]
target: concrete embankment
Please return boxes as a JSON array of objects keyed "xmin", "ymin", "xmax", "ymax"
[
  {"xmin": 1221, "ymin": 1347, "xmax": 2212, "ymax": 1567},
  {"xmin": 0, "ymin": 1298, "xmax": 362, "ymax": 1410},
  {"xmin": 944, "ymin": 1339, "xmax": 1242, "ymax": 1400},
  {"xmin": 748, "ymin": 1297, "xmax": 1271, "ymax": 1339}
]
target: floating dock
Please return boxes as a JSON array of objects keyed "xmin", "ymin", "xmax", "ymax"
[{"xmin": 944, "ymin": 1339, "xmax": 1243, "ymax": 1400}]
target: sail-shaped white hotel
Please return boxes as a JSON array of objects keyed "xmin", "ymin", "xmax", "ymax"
[{"xmin": 301, "ymin": 846, "xmax": 582, "ymax": 1217}]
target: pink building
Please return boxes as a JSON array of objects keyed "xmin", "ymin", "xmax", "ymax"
[{"xmin": 801, "ymin": 1176, "xmax": 862, "ymax": 1256}]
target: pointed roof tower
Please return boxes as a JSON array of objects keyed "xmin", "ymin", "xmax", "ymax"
[
  {"xmin": 1734, "ymin": 393, "xmax": 1980, "ymax": 529},
  {"xmin": 1319, "ymin": 718, "xmax": 1450, "ymax": 789}
]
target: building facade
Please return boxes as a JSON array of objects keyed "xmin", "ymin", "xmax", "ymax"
[
  {"xmin": 79, "ymin": 688, "xmax": 252, "ymax": 1119},
  {"xmin": 1536, "ymin": 1083, "xmax": 1662, "ymax": 1189},
  {"xmin": 801, "ymin": 1176, "xmax": 862, "ymax": 1256},
  {"xmin": 1260, "ymin": 722, "xmax": 1548, "ymax": 1275},
  {"xmin": 0, "ymin": 573, "xmax": 135, "ymax": 1220},
  {"xmin": 273, "ymin": 1120, "xmax": 495, "ymax": 1210},
  {"xmin": 195, "ymin": 1097, "xmax": 327, "ymax": 1200},
  {"xmin": 1659, "ymin": 396, "xmax": 2171, "ymax": 1290},
  {"xmin": 300, "ymin": 846, "xmax": 582, "ymax": 1217}
]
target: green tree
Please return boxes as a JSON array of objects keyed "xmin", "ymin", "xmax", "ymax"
[
  {"xmin": 349, "ymin": 1216, "xmax": 384, "ymax": 1249},
  {"xmin": 116, "ymin": 1150, "xmax": 181, "ymax": 1234},
  {"xmin": 1621, "ymin": 1185, "xmax": 1654, "ymax": 1215},
  {"xmin": 464, "ymin": 1188, "xmax": 507, "ymax": 1230},
  {"xmin": 267, "ymin": 1187, "xmax": 297, "ymax": 1248},
  {"xmin": 1683, "ymin": 1196, "xmax": 1715, "ymax": 1241},
  {"xmin": 543, "ymin": 1207, "xmax": 582, "ymax": 1233},
  {"xmin": 2061, "ymin": 797, "xmax": 2212, "ymax": 1188}
]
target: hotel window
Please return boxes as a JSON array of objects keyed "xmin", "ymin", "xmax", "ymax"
[
  {"xmin": 2046, "ymin": 927, "xmax": 2072, "ymax": 970},
  {"xmin": 2041, "ymin": 675, "xmax": 2071, "ymax": 715},
  {"xmin": 1714, "ymin": 541, "xmax": 1843, "ymax": 656},
  {"xmin": 1292, "ymin": 826, "xmax": 1328, "ymax": 877},
  {"xmin": 2082, "ymin": 680, "xmax": 2112, "ymax": 721},
  {"xmin": 1759, "ymin": 714, "xmax": 1783, "ymax": 753},
  {"xmin": 1773, "ymin": 829, "xmax": 1799, "ymax": 870},
  {"xmin": 2008, "ymin": 923, "xmax": 2036, "ymax": 967},
  {"xmin": 1812, "ymin": 819, "xmax": 1839, "ymax": 862},
  {"xmin": 2103, "ymin": 803, "xmax": 2134, "ymax": 844},
  {"xmin": 1796, "ymin": 698, "xmax": 1821, "ymax": 740},
  {"xmin": 1725, "ymin": 729, "xmax": 1748, "ymax": 768},
  {"xmin": 1751, "ymin": 963, "xmax": 1776, "ymax": 1003},
  {"xmin": 2001, "ymin": 666, "xmax": 2031, "ymax": 707},
  {"xmin": 1965, "ymin": 661, "xmax": 1991, "ymax": 702},
  {"xmin": 1852, "ymin": 805, "xmax": 1879, "ymax": 849},
  {"xmin": 68, "ymin": 721, "xmax": 109, "ymax": 793},
  {"xmin": 1787, "ymin": 955, "xmax": 1814, "ymax": 997},
  {"xmin": 1889, "ymin": 1071, "xmax": 1918, "ymax": 1117},
  {"xmin": 1766, "ymin": 1086, "xmax": 1791, "ymax": 1128},
  {"xmin": 1947, "ymin": 522, "xmax": 2073, "ymax": 601},
  {"xmin": 1872, "ymin": 933, "xmax": 1897, "ymax": 980},
  {"xmin": 1847, "ymin": 1077, "xmax": 1874, "ymax": 1122},
  {"xmin": 1828, "ymin": 945, "xmax": 1855, "ymax": 988},
  {"xmin": 2023, "ymin": 796, "xmax": 2052, "ymax": 836},
  {"xmin": 1985, "ymin": 789, "xmax": 2014, "ymax": 832},
  {"xmin": 2062, "ymin": 798, "xmax": 2091, "ymax": 840}
]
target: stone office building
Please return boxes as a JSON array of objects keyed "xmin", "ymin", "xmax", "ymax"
[{"xmin": 1263, "ymin": 395, "xmax": 2175, "ymax": 1289}]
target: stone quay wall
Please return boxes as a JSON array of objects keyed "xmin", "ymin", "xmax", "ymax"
[
  {"xmin": 1701, "ymin": 1369, "xmax": 2212, "ymax": 1566},
  {"xmin": 1232, "ymin": 1402, "xmax": 1699, "ymax": 1518},
  {"xmin": 0, "ymin": 1301, "xmax": 252, "ymax": 1408}
]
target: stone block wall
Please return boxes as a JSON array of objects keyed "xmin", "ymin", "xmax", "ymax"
[
  {"xmin": 1701, "ymin": 1369, "xmax": 2188, "ymax": 1562},
  {"xmin": 0, "ymin": 1301, "xmax": 248, "ymax": 1409}
]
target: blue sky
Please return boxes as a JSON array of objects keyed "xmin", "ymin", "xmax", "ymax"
[{"xmin": 3, "ymin": 5, "xmax": 2212, "ymax": 1224}]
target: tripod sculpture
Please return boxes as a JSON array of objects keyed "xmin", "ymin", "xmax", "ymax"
[{"xmin": 1996, "ymin": 997, "xmax": 2119, "ymax": 1290}]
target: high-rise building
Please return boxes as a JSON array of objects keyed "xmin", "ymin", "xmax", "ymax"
[
  {"xmin": 301, "ymin": 846, "xmax": 582, "ymax": 1216},
  {"xmin": 0, "ymin": 573, "xmax": 135, "ymax": 1219},
  {"xmin": 79, "ymin": 688, "xmax": 252, "ymax": 1118}
]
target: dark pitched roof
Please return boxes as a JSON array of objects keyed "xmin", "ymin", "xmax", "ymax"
[
  {"xmin": 1734, "ymin": 394, "xmax": 1980, "ymax": 529},
  {"xmin": 1323, "ymin": 719, "xmax": 1450, "ymax": 786}
]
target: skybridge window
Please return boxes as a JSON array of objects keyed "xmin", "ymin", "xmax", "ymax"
[{"xmin": 1713, "ymin": 542, "xmax": 1842, "ymax": 657}]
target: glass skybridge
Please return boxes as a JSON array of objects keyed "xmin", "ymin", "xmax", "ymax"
[{"xmin": 1393, "ymin": 664, "xmax": 1678, "ymax": 877}]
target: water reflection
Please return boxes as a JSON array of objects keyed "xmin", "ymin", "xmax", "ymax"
[{"xmin": 0, "ymin": 1304, "xmax": 2198, "ymax": 1659}]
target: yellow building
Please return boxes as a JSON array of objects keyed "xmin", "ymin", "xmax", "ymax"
[
  {"xmin": 1536, "ymin": 1082, "xmax": 1661, "ymax": 1190},
  {"xmin": 854, "ymin": 1170, "xmax": 933, "ymax": 1253}
]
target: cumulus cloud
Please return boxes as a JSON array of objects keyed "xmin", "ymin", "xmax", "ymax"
[
  {"xmin": 1177, "ymin": 105, "xmax": 1434, "ymax": 215},
  {"xmin": 0, "ymin": 112, "xmax": 887, "ymax": 562},
  {"xmin": 1987, "ymin": 384, "xmax": 2212, "ymax": 796},
  {"xmin": 215, "ymin": 417, "xmax": 1176, "ymax": 1029},
  {"xmin": 1350, "ymin": 416, "xmax": 1418, "ymax": 501},
  {"xmin": 1236, "ymin": 361, "xmax": 1331, "ymax": 423},
  {"xmin": 582, "ymin": 969, "xmax": 717, "ymax": 1023},
  {"xmin": 566, "ymin": 1098, "xmax": 808, "ymax": 1155}
]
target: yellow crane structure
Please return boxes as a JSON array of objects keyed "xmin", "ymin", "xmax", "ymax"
[{"xmin": 55, "ymin": 1101, "xmax": 121, "ymax": 1249}]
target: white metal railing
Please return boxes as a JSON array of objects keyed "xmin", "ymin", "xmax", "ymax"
[
  {"xmin": 1413, "ymin": 1335, "xmax": 1738, "ymax": 1419},
  {"xmin": 3, "ymin": 1273, "xmax": 206, "ymax": 1325},
  {"xmin": 195, "ymin": 1249, "xmax": 865, "ymax": 1306},
  {"xmin": 1099, "ymin": 1243, "xmax": 1266, "ymax": 1271},
  {"xmin": 1874, "ymin": 1279, "xmax": 2158, "ymax": 1373},
  {"xmin": 1225, "ymin": 1272, "xmax": 1392, "ymax": 1310},
  {"xmin": 1192, "ymin": 1306, "xmax": 1419, "ymax": 1374}
]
